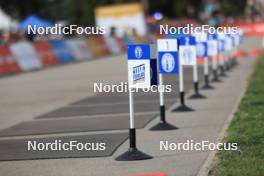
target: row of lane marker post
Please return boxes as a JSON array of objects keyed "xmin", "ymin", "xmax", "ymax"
[{"xmin": 116, "ymin": 30, "xmax": 243, "ymax": 161}]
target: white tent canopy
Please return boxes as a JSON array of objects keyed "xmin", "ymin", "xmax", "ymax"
[{"xmin": 0, "ymin": 8, "xmax": 18, "ymax": 31}]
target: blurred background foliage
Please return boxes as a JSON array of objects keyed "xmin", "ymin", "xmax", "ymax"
[{"xmin": 0, "ymin": 0, "xmax": 247, "ymax": 24}]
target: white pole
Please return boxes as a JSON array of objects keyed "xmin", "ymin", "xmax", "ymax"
[
  {"xmin": 212, "ymin": 55, "xmax": 217, "ymax": 70},
  {"xmin": 129, "ymin": 88, "xmax": 135, "ymax": 129},
  {"xmin": 193, "ymin": 64, "xmax": 198, "ymax": 82},
  {"xmin": 159, "ymin": 73, "xmax": 164, "ymax": 106},
  {"xmin": 204, "ymin": 57, "xmax": 209, "ymax": 75},
  {"xmin": 220, "ymin": 52, "xmax": 225, "ymax": 66},
  {"xmin": 179, "ymin": 64, "xmax": 184, "ymax": 92}
]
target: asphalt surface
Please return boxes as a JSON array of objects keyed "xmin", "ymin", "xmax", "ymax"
[
  {"xmin": 0, "ymin": 36, "xmax": 260, "ymax": 175},
  {"xmin": 0, "ymin": 53, "xmax": 204, "ymax": 161}
]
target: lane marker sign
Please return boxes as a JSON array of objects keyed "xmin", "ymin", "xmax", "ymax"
[
  {"xmin": 116, "ymin": 44, "xmax": 152, "ymax": 161},
  {"xmin": 173, "ymin": 35, "xmax": 195, "ymax": 112},
  {"xmin": 150, "ymin": 39, "xmax": 178, "ymax": 131},
  {"xmin": 128, "ymin": 44, "xmax": 151, "ymax": 89}
]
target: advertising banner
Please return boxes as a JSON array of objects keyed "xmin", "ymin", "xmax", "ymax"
[
  {"xmin": 104, "ymin": 37, "xmax": 121, "ymax": 55},
  {"xmin": 49, "ymin": 40, "xmax": 74, "ymax": 64},
  {"xmin": 65, "ymin": 39, "xmax": 92, "ymax": 60},
  {"xmin": 10, "ymin": 41, "xmax": 42, "ymax": 71}
]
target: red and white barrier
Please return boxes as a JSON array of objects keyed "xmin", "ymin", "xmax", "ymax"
[
  {"xmin": 10, "ymin": 41, "xmax": 42, "ymax": 71},
  {"xmin": 65, "ymin": 38, "xmax": 92, "ymax": 60},
  {"xmin": 104, "ymin": 37, "xmax": 121, "ymax": 55},
  {"xmin": 33, "ymin": 41, "xmax": 59, "ymax": 67},
  {"xmin": 0, "ymin": 46, "xmax": 20, "ymax": 75}
]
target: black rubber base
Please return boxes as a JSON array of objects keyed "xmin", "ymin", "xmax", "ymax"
[
  {"xmin": 150, "ymin": 121, "xmax": 178, "ymax": 131},
  {"xmin": 202, "ymin": 84, "xmax": 214, "ymax": 90},
  {"xmin": 115, "ymin": 148, "xmax": 152, "ymax": 161},
  {"xmin": 220, "ymin": 73, "xmax": 228, "ymax": 77},
  {"xmin": 172, "ymin": 105, "xmax": 194, "ymax": 112},
  {"xmin": 212, "ymin": 70, "xmax": 221, "ymax": 83},
  {"xmin": 189, "ymin": 93, "xmax": 207, "ymax": 99},
  {"xmin": 219, "ymin": 68, "xmax": 227, "ymax": 77},
  {"xmin": 231, "ymin": 58, "xmax": 238, "ymax": 67},
  {"xmin": 211, "ymin": 78, "xmax": 222, "ymax": 83}
]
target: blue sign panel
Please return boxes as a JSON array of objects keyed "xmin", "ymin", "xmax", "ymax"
[
  {"xmin": 150, "ymin": 59, "xmax": 158, "ymax": 85},
  {"xmin": 218, "ymin": 40, "xmax": 225, "ymax": 53},
  {"xmin": 196, "ymin": 42, "xmax": 208, "ymax": 58},
  {"xmin": 179, "ymin": 36, "xmax": 196, "ymax": 46},
  {"xmin": 208, "ymin": 33, "xmax": 217, "ymax": 40},
  {"xmin": 158, "ymin": 52, "xmax": 178, "ymax": 74},
  {"xmin": 127, "ymin": 44, "xmax": 150, "ymax": 60}
]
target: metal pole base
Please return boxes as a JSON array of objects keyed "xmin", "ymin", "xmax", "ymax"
[
  {"xmin": 172, "ymin": 105, "xmax": 194, "ymax": 112},
  {"xmin": 115, "ymin": 148, "xmax": 152, "ymax": 161},
  {"xmin": 150, "ymin": 121, "xmax": 178, "ymax": 131}
]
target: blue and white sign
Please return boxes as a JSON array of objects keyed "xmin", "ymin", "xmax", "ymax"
[
  {"xmin": 127, "ymin": 44, "xmax": 151, "ymax": 88},
  {"xmin": 179, "ymin": 36, "xmax": 197, "ymax": 65},
  {"xmin": 218, "ymin": 40, "xmax": 225, "ymax": 53},
  {"xmin": 225, "ymin": 34, "xmax": 233, "ymax": 51},
  {"xmin": 158, "ymin": 52, "xmax": 178, "ymax": 73},
  {"xmin": 157, "ymin": 39, "xmax": 178, "ymax": 74},
  {"xmin": 207, "ymin": 33, "xmax": 218, "ymax": 56},
  {"xmin": 217, "ymin": 32, "xmax": 225, "ymax": 53},
  {"xmin": 128, "ymin": 44, "xmax": 150, "ymax": 60},
  {"xmin": 196, "ymin": 42, "xmax": 208, "ymax": 58},
  {"xmin": 194, "ymin": 32, "xmax": 208, "ymax": 58}
]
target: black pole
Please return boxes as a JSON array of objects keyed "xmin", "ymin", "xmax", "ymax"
[
  {"xmin": 189, "ymin": 81, "xmax": 207, "ymax": 99},
  {"xmin": 203, "ymin": 74, "xmax": 214, "ymax": 89},
  {"xmin": 180, "ymin": 91, "xmax": 185, "ymax": 105},
  {"xmin": 220, "ymin": 65, "xmax": 225, "ymax": 76},
  {"xmin": 212, "ymin": 68, "xmax": 220, "ymax": 82},
  {"xmin": 225, "ymin": 61, "xmax": 230, "ymax": 71},
  {"xmin": 194, "ymin": 82, "xmax": 199, "ymax": 94},
  {"xmin": 150, "ymin": 104, "xmax": 178, "ymax": 130},
  {"xmin": 160, "ymin": 105, "xmax": 165, "ymax": 122},
  {"xmin": 204, "ymin": 75, "xmax": 209, "ymax": 87},
  {"xmin": 129, "ymin": 128, "xmax": 136, "ymax": 149}
]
